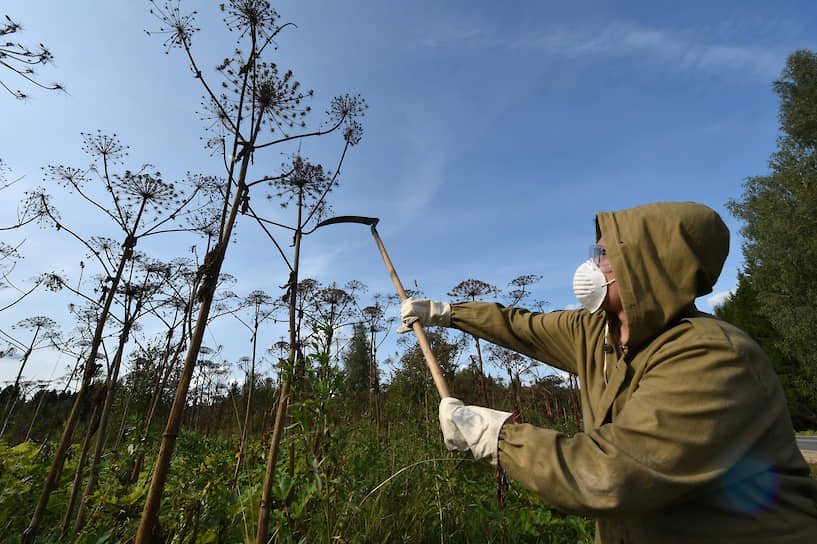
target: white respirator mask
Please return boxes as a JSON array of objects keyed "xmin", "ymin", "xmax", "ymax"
[{"xmin": 572, "ymin": 259, "xmax": 615, "ymax": 313}]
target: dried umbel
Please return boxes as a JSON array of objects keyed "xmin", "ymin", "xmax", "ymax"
[
  {"xmin": 245, "ymin": 289, "xmax": 274, "ymax": 307},
  {"xmin": 221, "ymin": 0, "xmax": 280, "ymax": 39},
  {"xmin": 39, "ymin": 272, "xmax": 66, "ymax": 292},
  {"xmin": 210, "ymin": 59, "xmax": 313, "ymax": 136},
  {"xmin": 270, "ymin": 340, "xmax": 290, "ymax": 356},
  {"xmin": 344, "ymin": 121, "xmax": 364, "ymax": 145},
  {"xmin": 20, "ymin": 188, "xmax": 58, "ymax": 227},
  {"xmin": 448, "ymin": 279, "xmax": 500, "ymax": 302},
  {"xmin": 187, "ymin": 208, "xmax": 221, "ymax": 240},
  {"xmin": 507, "ymin": 273, "xmax": 544, "ymax": 306},
  {"xmin": 316, "ymin": 286, "xmax": 353, "ymax": 309},
  {"xmin": 13, "ymin": 315, "xmax": 58, "ymax": 332},
  {"xmin": 186, "ymin": 172, "xmax": 224, "ymax": 195},
  {"xmin": 113, "ymin": 170, "xmax": 182, "ymax": 212},
  {"xmin": 0, "ymin": 159, "xmax": 11, "ymax": 186},
  {"xmin": 147, "ymin": 0, "xmax": 200, "ymax": 51},
  {"xmin": 1, "ymin": 15, "xmax": 63, "ymax": 99},
  {"xmin": 0, "ymin": 242, "xmax": 19, "ymax": 262},
  {"xmin": 44, "ymin": 165, "xmax": 87, "ymax": 189},
  {"xmin": 270, "ymin": 155, "xmax": 330, "ymax": 209},
  {"xmin": 362, "ymin": 304, "xmax": 385, "ymax": 325},
  {"xmin": 81, "ymin": 130, "xmax": 128, "ymax": 164},
  {"xmin": 88, "ymin": 236, "xmax": 122, "ymax": 264},
  {"xmin": 329, "ymin": 93, "xmax": 367, "ymax": 145},
  {"xmin": 328, "ymin": 93, "xmax": 367, "ymax": 123},
  {"xmin": 140, "ymin": 257, "xmax": 173, "ymax": 279},
  {"xmin": 254, "ymin": 65, "xmax": 312, "ymax": 131}
]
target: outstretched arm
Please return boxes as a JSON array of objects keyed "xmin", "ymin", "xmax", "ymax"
[{"xmin": 450, "ymin": 301, "xmax": 589, "ymax": 375}]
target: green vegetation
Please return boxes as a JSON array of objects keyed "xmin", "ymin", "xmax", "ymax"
[
  {"xmin": 721, "ymin": 49, "xmax": 817, "ymax": 430},
  {"xmin": 0, "ymin": 332, "xmax": 592, "ymax": 543}
]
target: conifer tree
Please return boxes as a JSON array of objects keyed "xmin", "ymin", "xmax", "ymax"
[
  {"xmin": 726, "ymin": 49, "xmax": 817, "ymax": 416},
  {"xmin": 343, "ymin": 323, "xmax": 370, "ymax": 394}
]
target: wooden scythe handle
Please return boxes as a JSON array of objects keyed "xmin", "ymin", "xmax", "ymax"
[{"xmin": 370, "ymin": 226, "xmax": 451, "ymax": 399}]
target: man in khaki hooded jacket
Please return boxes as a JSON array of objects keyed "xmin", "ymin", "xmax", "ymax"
[{"xmin": 400, "ymin": 202, "xmax": 817, "ymax": 543}]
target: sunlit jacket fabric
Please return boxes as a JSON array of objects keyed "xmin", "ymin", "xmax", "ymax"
[{"xmin": 450, "ymin": 202, "xmax": 817, "ymax": 543}]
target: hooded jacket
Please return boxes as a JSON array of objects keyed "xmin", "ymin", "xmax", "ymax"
[{"xmin": 450, "ymin": 202, "xmax": 817, "ymax": 543}]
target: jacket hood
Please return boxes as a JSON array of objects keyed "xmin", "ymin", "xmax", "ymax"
[{"xmin": 596, "ymin": 202, "xmax": 729, "ymax": 350}]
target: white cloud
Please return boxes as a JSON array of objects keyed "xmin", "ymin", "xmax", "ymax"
[
  {"xmin": 705, "ymin": 289, "xmax": 734, "ymax": 310},
  {"xmin": 544, "ymin": 21, "xmax": 783, "ymax": 79},
  {"xmin": 424, "ymin": 19, "xmax": 784, "ymax": 80},
  {"xmin": 564, "ymin": 303, "xmax": 583, "ymax": 310}
]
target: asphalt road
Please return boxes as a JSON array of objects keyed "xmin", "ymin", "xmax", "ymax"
[{"xmin": 796, "ymin": 435, "xmax": 817, "ymax": 451}]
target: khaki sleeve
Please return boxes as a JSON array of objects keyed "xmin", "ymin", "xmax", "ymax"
[
  {"xmin": 450, "ymin": 301, "xmax": 587, "ymax": 374},
  {"xmin": 497, "ymin": 322, "xmax": 791, "ymax": 518},
  {"xmin": 497, "ymin": 422, "xmax": 691, "ymax": 517}
]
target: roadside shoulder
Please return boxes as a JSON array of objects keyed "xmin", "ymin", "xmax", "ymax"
[{"xmin": 801, "ymin": 449, "xmax": 817, "ymax": 464}]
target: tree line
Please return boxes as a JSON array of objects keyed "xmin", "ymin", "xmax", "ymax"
[{"xmin": 717, "ymin": 49, "xmax": 817, "ymax": 430}]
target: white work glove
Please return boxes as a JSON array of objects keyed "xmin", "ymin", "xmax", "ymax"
[
  {"xmin": 439, "ymin": 397, "xmax": 512, "ymax": 465},
  {"xmin": 397, "ymin": 297, "xmax": 451, "ymax": 333}
]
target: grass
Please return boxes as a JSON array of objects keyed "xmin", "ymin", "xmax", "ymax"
[{"xmin": 0, "ymin": 418, "xmax": 594, "ymax": 543}]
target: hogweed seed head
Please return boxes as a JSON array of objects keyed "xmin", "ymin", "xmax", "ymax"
[
  {"xmin": 222, "ymin": 0, "xmax": 279, "ymax": 39},
  {"xmin": 44, "ymin": 165, "xmax": 87, "ymax": 188},
  {"xmin": 147, "ymin": 0, "xmax": 199, "ymax": 51},
  {"xmin": 81, "ymin": 130, "xmax": 128, "ymax": 164}
]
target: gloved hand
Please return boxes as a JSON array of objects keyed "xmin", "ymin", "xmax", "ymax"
[
  {"xmin": 397, "ymin": 297, "xmax": 451, "ymax": 333},
  {"xmin": 439, "ymin": 397, "xmax": 512, "ymax": 465}
]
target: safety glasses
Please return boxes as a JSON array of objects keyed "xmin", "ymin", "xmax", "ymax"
[{"xmin": 590, "ymin": 244, "xmax": 607, "ymax": 266}]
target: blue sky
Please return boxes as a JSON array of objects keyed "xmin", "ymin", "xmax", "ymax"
[{"xmin": 1, "ymin": 1, "xmax": 815, "ymax": 388}]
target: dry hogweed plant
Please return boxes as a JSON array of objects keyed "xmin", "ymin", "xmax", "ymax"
[{"xmin": 137, "ymin": 2, "xmax": 366, "ymax": 543}]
